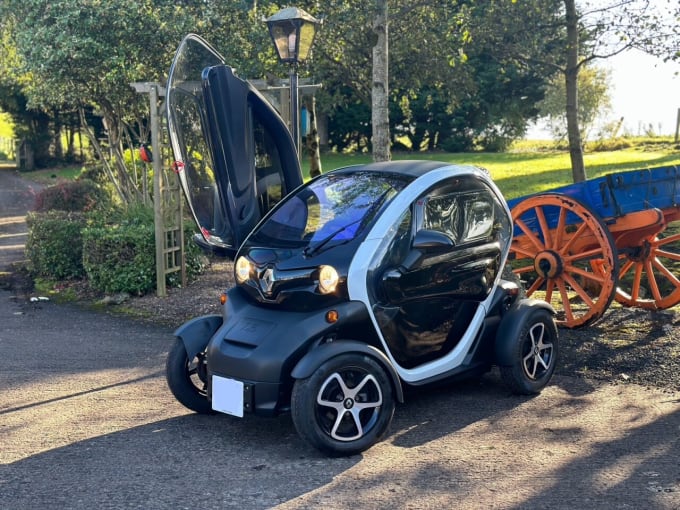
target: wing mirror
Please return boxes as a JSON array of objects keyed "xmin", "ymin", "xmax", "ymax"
[
  {"xmin": 395, "ymin": 229, "xmax": 455, "ymax": 273},
  {"xmin": 412, "ymin": 229, "xmax": 454, "ymax": 250}
]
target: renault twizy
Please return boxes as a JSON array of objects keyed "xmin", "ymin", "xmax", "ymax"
[{"xmin": 165, "ymin": 35, "xmax": 558, "ymax": 456}]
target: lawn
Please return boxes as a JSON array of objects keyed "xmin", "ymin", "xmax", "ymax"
[
  {"xmin": 0, "ymin": 111, "xmax": 13, "ymax": 138},
  {"xmin": 301, "ymin": 141, "xmax": 680, "ymax": 199}
]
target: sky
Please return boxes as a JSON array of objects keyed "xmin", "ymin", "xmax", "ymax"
[
  {"xmin": 527, "ymin": 49, "xmax": 680, "ymax": 139},
  {"xmin": 605, "ymin": 49, "xmax": 680, "ymax": 136}
]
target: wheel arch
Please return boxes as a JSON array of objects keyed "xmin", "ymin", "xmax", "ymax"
[
  {"xmin": 495, "ymin": 299, "xmax": 555, "ymax": 366},
  {"xmin": 291, "ymin": 340, "xmax": 405, "ymax": 403},
  {"xmin": 174, "ymin": 314, "xmax": 223, "ymax": 360}
]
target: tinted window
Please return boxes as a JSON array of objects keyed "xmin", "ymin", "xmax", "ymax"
[
  {"xmin": 421, "ymin": 190, "xmax": 495, "ymax": 245},
  {"xmin": 253, "ymin": 118, "xmax": 285, "ymax": 215}
]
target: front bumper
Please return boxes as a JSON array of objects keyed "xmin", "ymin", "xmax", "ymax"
[{"xmin": 206, "ymin": 287, "xmax": 371, "ymax": 416}]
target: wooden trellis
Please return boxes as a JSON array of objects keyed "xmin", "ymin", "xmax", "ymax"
[{"xmin": 132, "ymin": 82, "xmax": 185, "ymax": 297}]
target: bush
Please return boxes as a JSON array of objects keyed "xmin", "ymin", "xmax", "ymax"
[
  {"xmin": 34, "ymin": 179, "xmax": 106, "ymax": 212},
  {"xmin": 166, "ymin": 222, "xmax": 209, "ymax": 287},
  {"xmin": 82, "ymin": 206, "xmax": 156, "ymax": 295},
  {"xmin": 25, "ymin": 211, "xmax": 87, "ymax": 279},
  {"xmin": 28, "ymin": 199, "xmax": 207, "ymax": 296},
  {"xmin": 82, "ymin": 205, "xmax": 207, "ymax": 295}
]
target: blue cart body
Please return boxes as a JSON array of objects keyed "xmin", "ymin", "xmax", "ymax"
[{"xmin": 507, "ymin": 164, "xmax": 680, "ymax": 234}]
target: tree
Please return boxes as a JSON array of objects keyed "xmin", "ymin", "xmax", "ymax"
[
  {"xmin": 0, "ymin": 19, "xmax": 54, "ymax": 168},
  {"xmin": 312, "ymin": 0, "xmax": 562, "ymax": 155},
  {"xmin": 1, "ymin": 0, "xmax": 199, "ymax": 199},
  {"xmin": 538, "ymin": 65, "xmax": 612, "ymax": 140},
  {"xmin": 562, "ymin": 0, "xmax": 679, "ymax": 181}
]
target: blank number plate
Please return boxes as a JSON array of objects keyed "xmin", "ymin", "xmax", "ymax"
[{"xmin": 211, "ymin": 375, "xmax": 244, "ymax": 417}]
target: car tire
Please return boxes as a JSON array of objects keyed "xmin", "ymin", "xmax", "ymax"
[
  {"xmin": 500, "ymin": 309, "xmax": 558, "ymax": 395},
  {"xmin": 291, "ymin": 353, "xmax": 396, "ymax": 457},
  {"xmin": 166, "ymin": 337, "xmax": 212, "ymax": 414}
]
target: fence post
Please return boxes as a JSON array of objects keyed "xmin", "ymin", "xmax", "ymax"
[{"xmin": 132, "ymin": 81, "xmax": 185, "ymax": 297}]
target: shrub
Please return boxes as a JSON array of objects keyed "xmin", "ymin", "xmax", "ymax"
[
  {"xmin": 28, "ymin": 198, "xmax": 207, "ymax": 296},
  {"xmin": 25, "ymin": 211, "xmax": 87, "ymax": 279},
  {"xmin": 82, "ymin": 206, "xmax": 156, "ymax": 295},
  {"xmin": 34, "ymin": 179, "xmax": 106, "ymax": 212},
  {"xmin": 166, "ymin": 222, "xmax": 209, "ymax": 287},
  {"xmin": 82, "ymin": 205, "xmax": 207, "ymax": 295}
]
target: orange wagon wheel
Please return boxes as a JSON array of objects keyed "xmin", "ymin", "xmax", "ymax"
[
  {"xmin": 615, "ymin": 216, "xmax": 680, "ymax": 310},
  {"xmin": 509, "ymin": 194, "xmax": 619, "ymax": 328}
]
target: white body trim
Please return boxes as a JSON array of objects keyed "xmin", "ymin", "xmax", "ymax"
[{"xmin": 347, "ymin": 165, "xmax": 512, "ymax": 383}]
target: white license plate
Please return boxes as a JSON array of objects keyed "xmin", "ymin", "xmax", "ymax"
[{"xmin": 211, "ymin": 375, "xmax": 244, "ymax": 417}]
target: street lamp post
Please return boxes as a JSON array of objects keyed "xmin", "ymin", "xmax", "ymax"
[{"xmin": 265, "ymin": 7, "xmax": 321, "ymax": 153}]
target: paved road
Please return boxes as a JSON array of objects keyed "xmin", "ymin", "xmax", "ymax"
[
  {"xmin": 1, "ymin": 164, "xmax": 679, "ymax": 509},
  {"xmin": 0, "ymin": 163, "xmax": 43, "ymax": 271}
]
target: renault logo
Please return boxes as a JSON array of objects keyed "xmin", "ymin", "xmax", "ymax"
[{"xmin": 261, "ymin": 268, "xmax": 275, "ymax": 295}]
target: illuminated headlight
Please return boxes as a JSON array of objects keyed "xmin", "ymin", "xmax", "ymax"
[
  {"xmin": 318, "ymin": 265, "xmax": 339, "ymax": 295},
  {"xmin": 235, "ymin": 256, "xmax": 252, "ymax": 284}
]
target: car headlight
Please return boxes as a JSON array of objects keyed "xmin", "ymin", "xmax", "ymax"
[
  {"xmin": 235, "ymin": 256, "xmax": 252, "ymax": 284},
  {"xmin": 318, "ymin": 265, "xmax": 339, "ymax": 294}
]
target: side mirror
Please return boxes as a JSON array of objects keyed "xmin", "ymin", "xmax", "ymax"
[
  {"xmin": 394, "ymin": 230, "xmax": 453, "ymax": 274},
  {"xmin": 412, "ymin": 229, "xmax": 454, "ymax": 250}
]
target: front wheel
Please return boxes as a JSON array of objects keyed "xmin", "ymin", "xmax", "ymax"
[
  {"xmin": 500, "ymin": 310, "xmax": 559, "ymax": 395},
  {"xmin": 166, "ymin": 337, "xmax": 212, "ymax": 414},
  {"xmin": 291, "ymin": 353, "xmax": 396, "ymax": 457}
]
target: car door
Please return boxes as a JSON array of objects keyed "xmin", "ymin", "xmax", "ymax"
[
  {"xmin": 166, "ymin": 34, "xmax": 302, "ymax": 257},
  {"xmin": 372, "ymin": 177, "xmax": 506, "ymax": 369}
]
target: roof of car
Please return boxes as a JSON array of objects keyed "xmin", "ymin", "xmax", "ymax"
[{"xmin": 332, "ymin": 160, "xmax": 453, "ymax": 179}]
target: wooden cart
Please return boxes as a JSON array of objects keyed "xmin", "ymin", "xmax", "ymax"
[{"xmin": 507, "ymin": 164, "xmax": 680, "ymax": 328}]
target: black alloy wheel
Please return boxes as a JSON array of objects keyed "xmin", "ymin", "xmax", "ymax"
[{"xmin": 291, "ymin": 353, "xmax": 395, "ymax": 456}]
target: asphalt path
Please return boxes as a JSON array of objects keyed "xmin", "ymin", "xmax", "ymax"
[
  {"xmin": 0, "ymin": 163, "xmax": 43, "ymax": 271},
  {"xmin": 1, "ymin": 164, "xmax": 679, "ymax": 509}
]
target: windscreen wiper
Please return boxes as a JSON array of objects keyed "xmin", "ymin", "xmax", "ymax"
[{"xmin": 303, "ymin": 218, "xmax": 362, "ymax": 258}]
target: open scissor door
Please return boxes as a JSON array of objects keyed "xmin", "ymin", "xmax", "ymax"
[{"xmin": 166, "ymin": 34, "xmax": 302, "ymax": 257}]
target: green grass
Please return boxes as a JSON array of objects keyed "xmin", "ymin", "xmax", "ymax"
[
  {"xmin": 23, "ymin": 165, "xmax": 85, "ymax": 183},
  {"xmin": 301, "ymin": 141, "xmax": 680, "ymax": 199},
  {"xmin": 0, "ymin": 111, "xmax": 14, "ymax": 138}
]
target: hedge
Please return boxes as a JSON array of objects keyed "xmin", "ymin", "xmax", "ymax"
[
  {"xmin": 27, "ymin": 204, "xmax": 207, "ymax": 295},
  {"xmin": 33, "ymin": 179, "xmax": 106, "ymax": 213},
  {"xmin": 25, "ymin": 211, "xmax": 87, "ymax": 279}
]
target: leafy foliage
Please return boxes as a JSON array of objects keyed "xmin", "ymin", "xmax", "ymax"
[
  {"xmin": 26, "ymin": 200, "xmax": 206, "ymax": 295},
  {"xmin": 33, "ymin": 179, "xmax": 108, "ymax": 212},
  {"xmin": 2, "ymin": 0, "xmax": 678, "ymax": 173},
  {"xmin": 538, "ymin": 65, "xmax": 612, "ymax": 140},
  {"xmin": 25, "ymin": 211, "xmax": 87, "ymax": 279},
  {"xmin": 82, "ymin": 220, "xmax": 156, "ymax": 295}
]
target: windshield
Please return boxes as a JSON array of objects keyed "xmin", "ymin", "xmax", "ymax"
[{"xmin": 249, "ymin": 171, "xmax": 409, "ymax": 252}]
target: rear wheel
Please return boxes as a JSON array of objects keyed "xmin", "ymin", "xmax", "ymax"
[
  {"xmin": 615, "ymin": 222, "xmax": 680, "ymax": 309},
  {"xmin": 166, "ymin": 337, "xmax": 212, "ymax": 414},
  {"xmin": 500, "ymin": 309, "xmax": 558, "ymax": 395},
  {"xmin": 291, "ymin": 353, "xmax": 395, "ymax": 457}
]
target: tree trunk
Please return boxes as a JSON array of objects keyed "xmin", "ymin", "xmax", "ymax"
[
  {"xmin": 564, "ymin": 0, "xmax": 587, "ymax": 183},
  {"xmin": 372, "ymin": 0, "xmax": 391, "ymax": 162},
  {"xmin": 303, "ymin": 95, "xmax": 323, "ymax": 177},
  {"xmin": 78, "ymin": 106, "xmax": 127, "ymax": 204}
]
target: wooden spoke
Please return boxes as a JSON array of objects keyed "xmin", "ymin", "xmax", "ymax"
[
  {"xmin": 510, "ymin": 194, "xmax": 618, "ymax": 328},
  {"xmin": 615, "ymin": 221, "xmax": 680, "ymax": 310}
]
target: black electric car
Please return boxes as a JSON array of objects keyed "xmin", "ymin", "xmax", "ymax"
[{"xmin": 165, "ymin": 34, "xmax": 558, "ymax": 456}]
